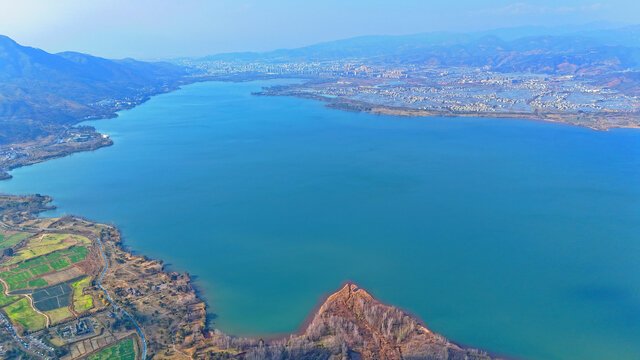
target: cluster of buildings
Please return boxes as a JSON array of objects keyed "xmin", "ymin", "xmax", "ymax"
[{"xmin": 188, "ymin": 58, "xmax": 638, "ymax": 114}]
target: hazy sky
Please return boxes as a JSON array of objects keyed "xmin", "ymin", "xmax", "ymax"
[{"xmin": 0, "ymin": 0, "xmax": 638, "ymax": 59}]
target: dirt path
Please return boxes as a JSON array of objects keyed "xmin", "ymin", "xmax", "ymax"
[{"xmin": 25, "ymin": 293, "xmax": 50, "ymax": 327}]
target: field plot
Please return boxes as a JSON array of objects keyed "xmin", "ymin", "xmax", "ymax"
[
  {"xmin": 30, "ymin": 263, "xmax": 53, "ymax": 276},
  {"xmin": 0, "ymin": 282, "xmax": 18, "ymax": 306},
  {"xmin": 0, "ymin": 232, "xmax": 32, "ymax": 252},
  {"xmin": 72, "ymin": 276, "xmax": 93, "ymax": 312},
  {"xmin": 51, "ymin": 257, "xmax": 71, "ymax": 271},
  {"xmin": 66, "ymin": 246, "xmax": 89, "ymax": 263},
  {"xmin": 45, "ymin": 306, "xmax": 73, "ymax": 324},
  {"xmin": 32, "ymin": 282, "xmax": 73, "ymax": 312},
  {"xmin": 6, "ymin": 233, "xmax": 90, "ymax": 264},
  {"xmin": 88, "ymin": 338, "xmax": 136, "ymax": 360},
  {"xmin": 28, "ymin": 278, "xmax": 48, "ymax": 287},
  {"xmin": 2, "ymin": 297, "xmax": 46, "ymax": 331}
]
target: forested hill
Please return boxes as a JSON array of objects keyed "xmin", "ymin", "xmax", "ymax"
[{"xmin": 0, "ymin": 35, "xmax": 190, "ymax": 145}]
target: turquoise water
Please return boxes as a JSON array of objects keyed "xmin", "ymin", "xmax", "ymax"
[{"xmin": 2, "ymin": 81, "xmax": 639, "ymax": 359}]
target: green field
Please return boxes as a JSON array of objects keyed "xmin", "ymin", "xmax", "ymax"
[
  {"xmin": 9, "ymin": 281, "xmax": 28, "ymax": 291},
  {"xmin": 6, "ymin": 233, "xmax": 90, "ymax": 265},
  {"xmin": 28, "ymin": 278, "xmax": 47, "ymax": 287},
  {"xmin": 45, "ymin": 306, "xmax": 73, "ymax": 324},
  {"xmin": 88, "ymin": 338, "xmax": 136, "ymax": 360},
  {"xmin": 30, "ymin": 263, "xmax": 52, "ymax": 276},
  {"xmin": 2, "ymin": 297, "xmax": 46, "ymax": 331},
  {"xmin": 50, "ymin": 257, "xmax": 70, "ymax": 271},
  {"xmin": 0, "ymin": 282, "xmax": 18, "ymax": 306},
  {"xmin": 14, "ymin": 256, "xmax": 46, "ymax": 271},
  {"xmin": 72, "ymin": 277, "xmax": 93, "ymax": 312},
  {"xmin": 5, "ymin": 271, "xmax": 31, "ymax": 285},
  {"xmin": 66, "ymin": 246, "xmax": 88, "ymax": 263},
  {"xmin": 0, "ymin": 232, "xmax": 31, "ymax": 252}
]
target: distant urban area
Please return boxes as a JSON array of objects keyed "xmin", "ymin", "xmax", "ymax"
[{"xmin": 181, "ymin": 57, "xmax": 640, "ymax": 130}]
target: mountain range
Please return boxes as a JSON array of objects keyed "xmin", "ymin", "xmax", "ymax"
[
  {"xmin": 0, "ymin": 35, "xmax": 189, "ymax": 145},
  {"xmin": 202, "ymin": 25, "xmax": 640, "ymax": 75}
]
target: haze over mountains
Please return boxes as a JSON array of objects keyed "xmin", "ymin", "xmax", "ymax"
[{"xmin": 204, "ymin": 25, "xmax": 640, "ymax": 74}]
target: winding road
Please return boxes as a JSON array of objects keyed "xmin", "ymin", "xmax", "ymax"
[{"xmin": 93, "ymin": 233, "xmax": 148, "ymax": 360}]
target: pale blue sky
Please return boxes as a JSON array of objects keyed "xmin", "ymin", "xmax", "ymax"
[{"xmin": 0, "ymin": 0, "xmax": 638, "ymax": 59}]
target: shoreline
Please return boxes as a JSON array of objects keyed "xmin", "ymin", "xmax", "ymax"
[
  {"xmin": 255, "ymin": 90, "xmax": 640, "ymax": 132},
  {"xmin": 0, "ymin": 78, "xmax": 520, "ymax": 359}
]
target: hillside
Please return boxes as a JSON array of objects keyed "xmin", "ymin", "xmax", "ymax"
[{"xmin": 0, "ymin": 35, "xmax": 189, "ymax": 145}]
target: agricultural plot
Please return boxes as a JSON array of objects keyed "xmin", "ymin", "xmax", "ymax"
[
  {"xmin": 50, "ymin": 257, "xmax": 71, "ymax": 271},
  {"xmin": 32, "ymin": 282, "xmax": 73, "ymax": 312},
  {"xmin": 72, "ymin": 277, "xmax": 93, "ymax": 312},
  {"xmin": 5, "ymin": 270, "xmax": 31, "ymax": 285},
  {"xmin": 13, "ymin": 256, "xmax": 46, "ymax": 271},
  {"xmin": 28, "ymin": 278, "xmax": 48, "ymax": 287},
  {"xmin": 45, "ymin": 306, "xmax": 73, "ymax": 324},
  {"xmin": 0, "ymin": 282, "xmax": 18, "ymax": 306},
  {"xmin": 88, "ymin": 338, "xmax": 136, "ymax": 360},
  {"xmin": 66, "ymin": 246, "xmax": 89, "ymax": 263},
  {"xmin": 2, "ymin": 297, "xmax": 46, "ymax": 331},
  {"xmin": 6, "ymin": 233, "xmax": 90, "ymax": 264},
  {"xmin": 30, "ymin": 263, "xmax": 53, "ymax": 276},
  {"xmin": 0, "ymin": 232, "xmax": 31, "ymax": 252}
]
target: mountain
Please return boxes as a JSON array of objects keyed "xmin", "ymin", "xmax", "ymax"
[
  {"xmin": 202, "ymin": 25, "xmax": 640, "ymax": 74},
  {"xmin": 0, "ymin": 35, "xmax": 189, "ymax": 145}
]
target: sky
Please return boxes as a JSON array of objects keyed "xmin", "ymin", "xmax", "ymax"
[{"xmin": 0, "ymin": 0, "xmax": 638, "ymax": 59}]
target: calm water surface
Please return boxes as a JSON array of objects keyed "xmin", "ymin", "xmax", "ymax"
[{"xmin": 1, "ymin": 81, "xmax": 639, "ymax": 360}]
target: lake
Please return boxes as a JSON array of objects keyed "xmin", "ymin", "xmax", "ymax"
[{"xmin": 1, "ymin": 80, "xmax": 639, "ymax": 360}]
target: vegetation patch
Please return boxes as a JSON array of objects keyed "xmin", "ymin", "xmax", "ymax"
[
  {"xmin": 0, "ymin": 232, "xmax": 31, "ymax": 252},
  {"xmin": 30, "ymin": 263, "xmax": 53, "ymax": 276},
  {"xmin": 72, "ymin": 276, "xmax": 93, "ymax": 313},
  {"xmin": 5, "ymin": 271, "xmax": 32, "ymax": 285},
  {"xmin": 88, "ymin": 338, "xmax": 135, "ymax": 360},
  {"xmin": 2, "ymin": 297, "xmax": 46, "ymax": 331},
  {"xmin": 50, "ymin": 257, "xmax": 71, "ymax": 271},
  {"xmin": 14, "ymin": 256, "xmax": 46, "ymax": 270},
  {"xmin": 28, "ymin": 278, "xmax": 48, "ymax": 287},
  {"xmin": 66, "ymin": 246, "xmax": 88, "ymax": 263},
  {"xmin": 9, "ymin": 281, "xmax": 28, "ymax": 291},
  {"xmin": 0, "ymin": 282, "xmax": 18, "ymax": 306},
  {"xmin": 7, "ymin": 233, "xmax": 90, "ymax": 264},
  {"xmin": 45, "ymin": 306, "xmax": 73, "ymax": 324}
]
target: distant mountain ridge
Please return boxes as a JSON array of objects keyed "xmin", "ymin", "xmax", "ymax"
[
  {"xmin": 201, "ymin": 25, "xmax": 640, "ymax": 74},
  {"xmin": 0, "ymin": 35, "xmax": 189, "ymax": 145}
]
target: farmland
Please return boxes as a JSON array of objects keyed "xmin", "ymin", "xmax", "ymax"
[
  {"xmin": 5, "ymin": 233, "xmax": 90, "ymax": 265},
  {"xmin": 0, "ymin": 232, "xmax": 31, "ymax": 252},
  {"xmin": 0, "ymin": 282, "xmax": 18, "ymax": 306},
  {"xmin": 3, "ymin": 297, "xmax": 46, "ymax": 331},
  {"xmin": 72, "ymin": 277, "xmax": 93, "ymax": 313},
  {"xmin": 87, "ymin": 338, "xmax": 136, "ymax": 360}
]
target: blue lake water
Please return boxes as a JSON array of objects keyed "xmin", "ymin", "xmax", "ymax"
[{"xmin": 1, "ymin": 81, "xmax": 639, "ymax": 360}]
